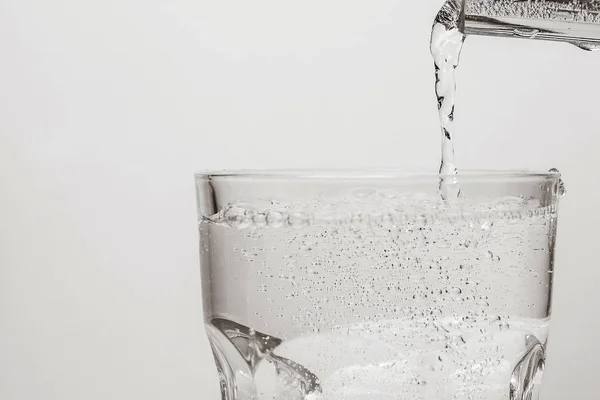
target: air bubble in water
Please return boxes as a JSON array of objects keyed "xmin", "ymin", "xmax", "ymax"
[
  {"xmin": 224, "ymin": 205, "xmax": 252, "ymax": 229},
  {"xmin": 499, "ymin": 321, "xmax": 510, "ymax": 331},
  {"xmin": 481, "ymin": 221, "xmax": 493, "ymax": 240},
  {"xmin": 288, "ymin": 212, "xmax": 308, "ymax": 228},
  {"xmin": 266, "ymin": 211, "xmax": 285, "ymax": 228},
  {"xmin": 450, "ymin": 287, "xmax": 462, "ymax": 296},
  {"xmin": 253, "ymin": 213, "xmax": 267, "ymax": 228}
]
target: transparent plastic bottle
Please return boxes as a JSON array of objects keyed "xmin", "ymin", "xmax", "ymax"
[{"xmin": 458, "ymin": 0, "xmax": 600, "ymax": 49}]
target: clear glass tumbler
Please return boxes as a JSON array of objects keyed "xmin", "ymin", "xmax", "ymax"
[{"xmin": 196, "ymin": 170, "xmax": 563, "ymax": 400}]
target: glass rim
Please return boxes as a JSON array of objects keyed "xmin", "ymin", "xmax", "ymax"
[{"xmin": 195, "ymin": 169, "xmax": 560, "ymax": 181}]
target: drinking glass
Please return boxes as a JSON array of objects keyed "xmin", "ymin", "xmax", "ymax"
[{"xmin": 196, "ymin": 170, "xmax": 563, "ymax": 400}]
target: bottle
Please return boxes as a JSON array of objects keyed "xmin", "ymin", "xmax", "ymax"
[{"xmin": 459, "ymin": 0, "xmax": 600, "ymax": 49}]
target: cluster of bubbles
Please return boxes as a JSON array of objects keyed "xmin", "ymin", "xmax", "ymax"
[{"xmin": 207, "ymin": 195, "xmax": 557, "ymax": 231}]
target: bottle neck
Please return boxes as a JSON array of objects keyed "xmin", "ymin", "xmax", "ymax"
[{"xmin": 461, "ymin": 0, "xmax": 600, "ymax": 47}]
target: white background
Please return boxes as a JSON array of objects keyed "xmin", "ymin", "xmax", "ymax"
[{"xmin": 1, "ymin": 1, "xmax": 599, "ymax": 399}]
